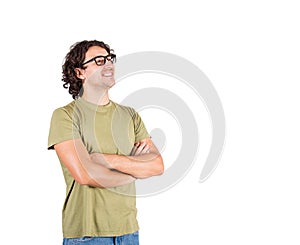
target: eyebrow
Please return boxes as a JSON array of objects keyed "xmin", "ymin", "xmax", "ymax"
[
  {"xmin": 83, "ymin": 53, "xmax": 109, "ymax": 62},
  {"xmin": 82, "ymin": 53, "xmax": 115, "ymax": 66}
]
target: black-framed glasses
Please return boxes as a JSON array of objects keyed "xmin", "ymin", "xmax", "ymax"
[{"xmin": 82, "ymin": 54, "xmax": 116, "ymax": 67}]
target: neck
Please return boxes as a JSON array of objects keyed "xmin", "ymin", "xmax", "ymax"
[{"xmin": 81, "ymin": 88, "xmax": 110, "ymax": 105}]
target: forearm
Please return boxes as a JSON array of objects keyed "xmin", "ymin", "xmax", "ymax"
[
  {"xmin": 54, "ymin": 139, "xmax": 136, "ymax": 188},
  {"xmin": 92, "ymin": 153, "xmax": 164, "ymax": 179},
  {"xmin": 82, "ymin": 159, "xmax": 136, "ymax": 188}
]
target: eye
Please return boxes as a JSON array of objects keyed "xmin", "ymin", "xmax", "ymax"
[
  {"xmin": 108, "ymin": 54, "xmax": 116, "ymax": 63},
  {"xmin": 95, "ymin": 57, "xmax": 105, "ymax": 65}
]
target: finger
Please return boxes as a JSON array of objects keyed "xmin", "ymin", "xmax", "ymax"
[
  {"xmin": 134, "ymin": 142, "xmax": 147, "ymax": 155},
  {"xmin": 140, "ymin": 145, "xmax": 150, "ymax": 155},
  {"xmin": 130, "ymin": 143, "xmax": 140, "ymax": 156}
]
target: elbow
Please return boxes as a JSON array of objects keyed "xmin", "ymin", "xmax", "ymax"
[
  {"xmin": 150, "ymin": 156, "xmax": 164, "ymax": 177},
  {"xmin": 156, "ymin": 158, "xmax": 164, "ymax": 176},
  {"xmin": 74, "ymin": 173, "xmax": 103, "ymax": 187},
  {"xmin": 158, "ymin": 166, "xmax": 164, "ymax": 176},
  {"xmin": 66, "ymin": 163, "xmax": 102, "ymax": 187},
  {"xmin": 77, "ymin": 176, "xmax": 105, "ymax": 188},
  {"xmin": 74, "ymin": 174, "xmax": 90, "ymax": 185}
]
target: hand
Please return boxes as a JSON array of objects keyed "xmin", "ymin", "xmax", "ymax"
[{"xmin": 130, "ymin": 142, "xmax": 150, "ymax": 156}]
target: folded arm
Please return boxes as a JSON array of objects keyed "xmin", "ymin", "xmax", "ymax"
[
  {"xmin": 54, "ymin": 139, "xmax": 136, "ymax": 188},
  {"xmin": 91, "ymin": 138, "xmax": 164, "ymax": 179}
]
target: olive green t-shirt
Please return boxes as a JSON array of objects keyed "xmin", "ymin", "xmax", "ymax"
[{"xmin": 48, "ymin": 97, "xmax": 150, "ymax": 238}]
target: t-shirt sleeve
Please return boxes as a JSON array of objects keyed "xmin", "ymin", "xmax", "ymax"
[
  {"xmin": 48, "ymin": 107, "xmax": 81, "ymax": 150},
  {"xmin": 132, "ymin": 110, "xmax": 150, "ymax": 143}
]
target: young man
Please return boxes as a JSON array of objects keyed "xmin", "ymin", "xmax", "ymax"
[{"xmin": 48, "ymin": 40, "xmax": 164, "ymax": 245}]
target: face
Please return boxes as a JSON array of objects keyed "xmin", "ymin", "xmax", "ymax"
[{"xmin": 78, "ymin": 46, "xmax": 115, "ymax": 91}]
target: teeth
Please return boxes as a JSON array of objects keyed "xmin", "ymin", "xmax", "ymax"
[{"xmin": 103, "ymin": 73, "xmax": 113, "ymax": 77}]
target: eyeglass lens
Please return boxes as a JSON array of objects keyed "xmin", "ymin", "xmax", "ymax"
[{"xmin": 95, "ymin": 55, "xmax": 115, "ymax": 66}]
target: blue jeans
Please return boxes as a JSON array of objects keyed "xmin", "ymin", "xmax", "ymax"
[{"xmin": 63, "ymin": 231, "xmax": 139, "ymax": 245}]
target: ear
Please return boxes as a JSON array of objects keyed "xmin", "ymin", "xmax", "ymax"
[{"xmin": 74, "ymin": 68, "xmax": 86, "ymax": 80}]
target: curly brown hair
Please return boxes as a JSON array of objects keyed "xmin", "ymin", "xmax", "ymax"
[{"xmin": 62, "ymin": 40, "xmax": 113, "ymax": 99}]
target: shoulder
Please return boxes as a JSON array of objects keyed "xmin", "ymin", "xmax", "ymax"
[{"xmin": 51, "ymin": 100, "xmax": 76, "ymax": 119}]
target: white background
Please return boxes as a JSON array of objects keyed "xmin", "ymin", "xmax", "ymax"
[{"xmin": 1, "ymin": 0, "xmax": 299, "ymax": 244}]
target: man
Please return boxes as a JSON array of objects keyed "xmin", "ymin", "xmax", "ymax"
[{"xmin": 48, "ymin": 40, "xmax": 164, "ymax": 245}]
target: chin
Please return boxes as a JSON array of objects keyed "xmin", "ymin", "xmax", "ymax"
[{"xmin": 106, "ymin": 78, "xmax": 116, "ymax": 88}]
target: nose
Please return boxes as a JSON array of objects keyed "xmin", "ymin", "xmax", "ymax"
[
  {"xmin": 104, "ymin": 59, "xmax": 114, "ymax": 68},
  {"xmin": 102, "ymin": 61, "xmax": 114, "ymax": 72}
]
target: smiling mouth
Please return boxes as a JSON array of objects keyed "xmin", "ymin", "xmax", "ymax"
[
  {"xmin": 103, "ymin": 73, "xmax": 113, "ymax": 77},
  {"xmin": 102, "ymin": 71, "xmax": 113, "ymax": 77}
]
